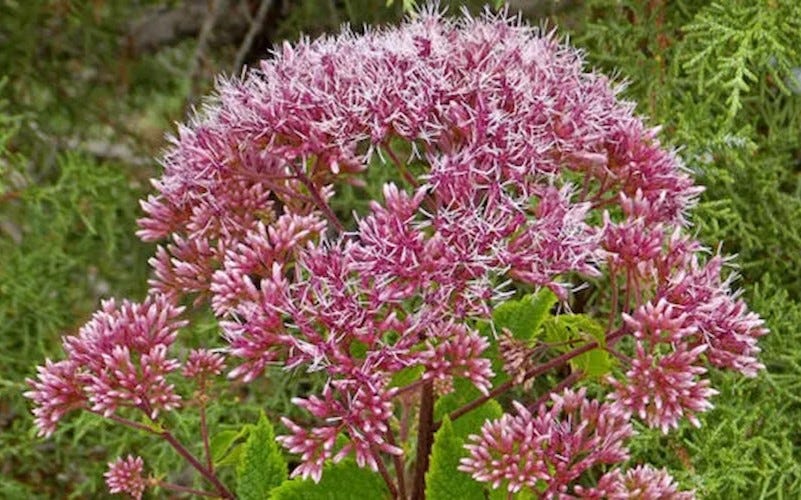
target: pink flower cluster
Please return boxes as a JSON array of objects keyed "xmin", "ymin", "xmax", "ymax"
[
  {"xmin": 460, "ymin": 388, "xmax": 632, "ymax": 495},
  {"xmin": 576, "ymin": 464, "xmax": 694, "ymax": 499},
  {"xmin": 27, "ymin": 7, "xmax": 768, "ymax": 497},
  {"xmin": 104, "ymin": 455, "xmax": 148, "ymax": 500},
  {"xmin": 25, "ymin": 295, "xmax": 186, "ymax": 435}
]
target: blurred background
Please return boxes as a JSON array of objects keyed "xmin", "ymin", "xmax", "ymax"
[{"xmin": 1, "ymin": 0, "xmax": 800, "ymax": 497}]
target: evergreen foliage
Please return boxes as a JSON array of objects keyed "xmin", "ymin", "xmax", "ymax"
[{"xmin": 565, "ymin": 1, "xmax": 801, "ymax": 496}]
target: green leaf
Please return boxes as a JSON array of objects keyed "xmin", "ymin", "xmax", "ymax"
[
  {"xmin": 271, "ymin": 460, "xmax": 389, "ymax": 500},
  {"xmin": 427, "ymin": 400, "xmax": 503, "ymax": 499},
  {"xmin": 236, "ymin": 412, "xmax": 288, "ymax": 500},
  {"xmin": 492, "ymin": 289, "xmax": 557, "ymax": 342},
  {"xmin": 542, "ymin": 314, "xmax": 613, "ymax": 379},
  {"xmin": 211, "ymin": 426, "xmax": 250, "ymax": 465},
  {"xmin": 389, "ymin": 364, "xmax": 424, "ymax": 388},
  {"xmin": 425, "ymin": 417, "xmax": 485, "ymax": 500}
]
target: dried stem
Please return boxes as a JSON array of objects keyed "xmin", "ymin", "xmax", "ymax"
[
  {"xmin": 411, "ymin": 380, "xmax": 434, "ymax": 500},
  {"xmin": 232, "ymin": 0, "xmax": 274, "ymax": 73},
  {"xmin": 186, "ymin": 0, "xmax": 226, "ymax": 107}
]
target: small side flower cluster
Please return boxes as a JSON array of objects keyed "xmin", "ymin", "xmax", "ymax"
[
  {"xmin": 105, "ymin": 455, "xmax": 148, "ymax": 500},
  {"xmin": 25, "ymin": 295, "xmax": 186, "ymax": 436},
  {"xmin": 575, "ymin": 464, "xmax": 694, "ymax": 499}
]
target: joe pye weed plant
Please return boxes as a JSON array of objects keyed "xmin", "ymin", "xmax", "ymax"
[{"xmin": 25, "ymin": 7, "xmax": 767, "ymax": 499}]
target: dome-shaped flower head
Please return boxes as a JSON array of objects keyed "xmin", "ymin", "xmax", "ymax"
[
  {"xmin": 26, "ymin": 294, "xmax": 185, "ymax": 434},
  {"xmin": 123, "ymin": 3, "xmax": 764, "ymax": 487}
]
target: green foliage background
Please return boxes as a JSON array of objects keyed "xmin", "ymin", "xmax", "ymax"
[{"xmin": 1, "ymin": 0, "xmax": 800, "ymax": 498}]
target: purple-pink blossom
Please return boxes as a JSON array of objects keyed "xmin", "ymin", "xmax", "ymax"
[
  {"xmin": 26, "ymin": 294, "xmax": 186, "ymax": 434},
  {"xmin": 576, "ymin": 464, "xmax": 695, "ymax": 499},
  {"xmin": 104, "ymin": 455, "xmax": 148, "ymax": 499},
  {"xmin": 460, "ymin": 388, "xmax": 633, "ymax": 496}
]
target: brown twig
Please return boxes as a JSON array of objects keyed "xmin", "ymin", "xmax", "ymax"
[
  {"xmin": 232, "ymin": 0, "xmax": 273, "ymax": 74},
  {"xmin": 187, "ymin": 0, "xmax": 226, "ymax": 107}
]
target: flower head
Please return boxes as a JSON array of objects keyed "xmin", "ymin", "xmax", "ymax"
[
  {"xmin": 577, "ymin": 464, "xmax": 695, "ymax": 499},
  {"xmin": 25, "ymin": 294, "xmax": 185, "ymax": 434},
  {"xmin": 460, "ymin": 388, "xmax": 632, "ymax": 495},
  {"xmin": 104, "ymin": 455, "xmax": 148, "ymax": 499}
]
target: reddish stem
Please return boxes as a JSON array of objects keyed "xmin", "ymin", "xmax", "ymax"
[
  {"xmin": 411, "ymin": 380, "xmax": 434, "ymax": 500},
  {"xmin": 384, "ymin": 141, "xmax": 419, "ymax": 188},
  {"xmin": 93, "ymin": 409, "xmax": 233, "ymax": 499},
  {"xmin": 526, "ymin": 370, "xmax": 585, "ymax": 412},
  {"xmin": 386, "ymin": 430, "xmax": 408, "ymax": 500},
  {"xmin": 373, "ymin": 448, "xmax": 400, "ymax": 499},
  {"xmin": 289, "ymin": 161, "xmax": 345, "ymax": 232},
  {"xmin": 199, "ymin": 381, "xmax": 213, "ymax": 473},
  {"xmin": 155, "ymin": 480, "xmax": 219, "ymax": 498},
  {"xmin": 160, "ymin": 430, "xmax": 235, "ymax": 499},
  {"xmin": 440, "ymin": 329, "xmax": 625, "ymax": 428}
]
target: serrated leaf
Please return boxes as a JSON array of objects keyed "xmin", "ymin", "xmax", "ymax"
[
  {"xmin": 425, "ymin": 417, "xmax": 485, "ymax": 500},
  {"xmin": 492, "ymin": 289, "xmax": 557, "ymax": 342},
  {"xmin": 427, "ymin": 399, "xmax": 502, "ymax": 500},
  {"xmin": 217, "ymin": 444, "xmax": 245, "ymax": 469},
  {"xmin": 236, "ymin": 412, "xmax": 287, "ymax": 500},
  {"xmin": 211, "ymin": 426, "xmax": 250, "ymax": 465},
  {"xmin": 271, "ymin": 460, "xmax": 389, "ymax": 500}
]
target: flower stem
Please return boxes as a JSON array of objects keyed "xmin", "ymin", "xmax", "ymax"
[
  {"xmin": 373, "ymin": 448, "xmax": 400, "ymax": 499},
  {"xmin": 440, "ymin": 329, "xmax": 625, "ymax": 428},
  {"xmin": 411, "ymin": 380, "xmax": 434, "ymax": 500},
  {"xmin": 526, "ymin": 370, "xmax": 585, "ymax": 412},
  {"xmin": 290, "ymin": 160, "xmax": 345, "ymax": 232},
  {"xmin": 386, "ymin": 430, "xmax": 407, "ymax": 500},
  {"xmin": 160, "ymin": 430, "xmax": 235, "ymax": 499},
  {"xmin": 199, "ymin": 384, "xmax": 213, "ymax": 473},
  {"xmin": 96, "ymin": 409, "xmax": 234, "ymax": 499},
  {"xmin": 155, "ymin": 480, "xmax": 219, "ymax": 498}
]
